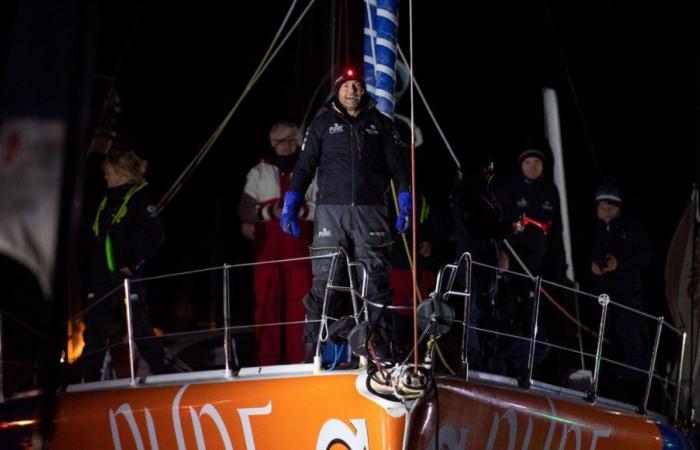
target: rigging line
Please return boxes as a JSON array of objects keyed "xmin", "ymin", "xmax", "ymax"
[
  {"xmin": 178, "ymin": 0, "xmax": 314, "ymax": 175},
  {"xmin": 690, "ymin": 183, "xmax": 699, "ymax": 416},
  {"xmin": 343, "ymin": 0, "xmax": 350, "ymax": 67},
  {"xmin": 396, "ymin": 45, "xmax": 460, "ymax": 170},
  {"xmin": 390, "ymin": 181, "xmax": 423, "ymax": 302},
  {"xmin": 300, "ymin": 71, "xmax": 331, "ymax": 127},
  {"xmin": 157, "ymin": 0, "xmax": 302, "ymax": 210},
  {"xmin": 329, "ymin": 0, "xmax": 336, "ymax": 85},
  {"xmin": 408, "ymin": 0, "xmax": 419, "ymax": 372},
  {"xmin": 155, "ymin": 0, "xmax": 311, "ymax": 214},
  {"xmin": 68, "ymin": 284, "xmax": 124, "ymax": 322},
  {"xmin": 502, "ymin": 239, "xmax": 604, "ymax": 340},
  {"xmin": 0, "ymin": 310, "xmax": 46, "ymax": 338},
  {"xmin": 253, "ymin": 0, "xmax": 318, "ymax": 88},
  {"xmin": 542, "ymin": 4, "xmax": 601, "ymax": 176}
]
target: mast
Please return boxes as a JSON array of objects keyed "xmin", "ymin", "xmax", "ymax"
[{"xmin": 543, "ymin": 88, "xmax": 575, "ymax": 281}]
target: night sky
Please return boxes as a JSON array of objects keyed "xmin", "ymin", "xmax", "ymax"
[{"xmin": 2, "ymin": 2, "xmax": 700, "ymax": 369}]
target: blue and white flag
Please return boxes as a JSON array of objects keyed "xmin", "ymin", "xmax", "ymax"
[{"xmin": 363, "ymin": 0, "xmax": 399, "ymax": 119}]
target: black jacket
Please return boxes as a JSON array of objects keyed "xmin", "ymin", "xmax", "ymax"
[
  {"xmin": 495, "ymin": 175, "xmax": 566, "ymax": 280},
  {"xmin": 91, "ymin": 183, "xmax": 165, "ymax": 277},
  {"xmin": 591, "ymin": 215, "xmax": 652, "ymax": 303},
  {"xmin": 452, "ymin": 177, "xmax": 513, "ymax": 265},
  {"xmin": 290, "ymin": 98, "xmax": 410, "ymax": 205}
]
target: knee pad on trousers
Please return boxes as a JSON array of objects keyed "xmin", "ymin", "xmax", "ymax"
[{"xmin": 303, "ymin": 293, "xmax": 323, "ymax": 319}]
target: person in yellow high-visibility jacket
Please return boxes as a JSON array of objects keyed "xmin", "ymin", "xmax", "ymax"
[{"xmin": 80, "ymin": 149, "xmax": 167, "ymax": 381}]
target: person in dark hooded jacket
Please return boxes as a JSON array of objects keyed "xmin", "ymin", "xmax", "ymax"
[
  {"xmin": 491, "ymin": 144, "xmax": 565, "ymax": 379},
  {"xmin": 280, "ymin": 67, "xmax": 411, "ymax": 363},
  {"xmin": 450, "ymin": 152, "xmax": 523, "ymax": 370},
  {"xmin": 590, "ymin": 177, "xmax": 652, "ymax": 400},
  {"xmin": 495, "ymin": 145, "xmax": 566, "ymax": 281}
]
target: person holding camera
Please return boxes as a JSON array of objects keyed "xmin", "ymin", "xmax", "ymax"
[{"xmin": 590, "ymin": 177, "xmax": 652, "ymax": 401}]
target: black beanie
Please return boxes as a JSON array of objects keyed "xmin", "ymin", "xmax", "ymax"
[
  {"xmin": 518, "ymin": 148, "xmax": 546, "ymax": 164},
  {"xmin": 334, "ymin": 67, "xmax": 365, "ymax": 95},
  {"xmin": 594, "ymin": 177, "xmax": 621, "ymax": 206}
]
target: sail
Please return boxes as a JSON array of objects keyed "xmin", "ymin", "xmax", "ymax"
[
  {"xmin": 665, "ymin": 186, "xmax": 700, "ymax": 413},
  {"xmin": 0, "ymin": 0, "xmax": 79, "ymax": 297},
  {"xmin": 0, "ymin": 120, "xmax": 64, "ymax": 297},
  {"xmin": 363, "ymin": 0, "xmax": 399, "ymax": 118}
]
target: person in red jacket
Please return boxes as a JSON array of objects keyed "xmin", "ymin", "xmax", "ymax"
[{"xmin": 239, "ymin": 121, "xmax": 317, "ymax": 364}]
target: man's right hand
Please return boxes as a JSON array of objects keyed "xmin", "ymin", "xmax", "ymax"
[{"xmin": 280, "ymin": 190, "xmax": 303, "ymax": 237}]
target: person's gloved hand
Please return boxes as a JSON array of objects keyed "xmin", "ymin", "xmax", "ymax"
[
  {"xmin": 395, "ymin": 191, "xmax": 412, "ymax": 233},
  {"xmin": 280, "ymin": 190, "xmax": 303, "ymax": 237}
]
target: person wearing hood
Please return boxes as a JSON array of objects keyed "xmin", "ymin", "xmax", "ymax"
[
  {"xmin": 280, "ymin": 67, "xmax": 411, "ymax": 363},
  {"xmin": 450, "ymin": 152, "xmax": 523, "ymax": 371},
  {"xmin": 590, "ymin": 177, "xmax": 652, "ymax": 402},
  {"xmin": 239, "ymin": 121, "xmax": 317, "ymax": 365}
]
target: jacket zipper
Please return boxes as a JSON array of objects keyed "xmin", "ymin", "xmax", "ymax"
[{"xmin": 350, "ymin": 125, "xmax": 356, "ymax": 206}]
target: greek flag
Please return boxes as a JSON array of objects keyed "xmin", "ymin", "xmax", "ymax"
[{"xmin": 363, "ymin": 0, "xmax": 399, "ymax": 119}]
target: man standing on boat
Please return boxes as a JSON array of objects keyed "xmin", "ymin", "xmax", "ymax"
[
  {"xmin": 495, "ymin": 143, "xmax": 566, "ymax": 282},
  {"xmin": 450, "ymin": 152, "xmax": 523, "ymax": 371},
  {"xmin": 492, "ymin": 143, "xmax": 565, "ymax": 377},
  {"xmin": 239, "ymin": 121, "xmax": 317, "ymax": 365},
  {"xmin": 280, "ymin": 67, "xmax": 411, "ymax": 363}
]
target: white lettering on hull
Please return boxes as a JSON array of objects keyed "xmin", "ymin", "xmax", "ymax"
[
  {"xmin": 431, "ymin": 397, "xmax": 612, "ymax": 450},
  {"xmin": 316, "ymin": 419, "xmax": 369, "ymax": 450},
  {"xmin": 238, "ymin": 402, "xmax": 272, "ymax": 450},
  {"xmin": 108, "ymin": 385, "xmax": 369, "ymax": 449}
]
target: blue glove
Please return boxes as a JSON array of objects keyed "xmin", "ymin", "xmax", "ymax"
[
  {"xmin": 395, "ymin": 191, "xmax": 412, "ymax": 233},
  {"xmin": 280, "ymin": 190, "xmax": 303, "ymax": 237}
]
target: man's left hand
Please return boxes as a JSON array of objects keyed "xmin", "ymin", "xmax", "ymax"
[{"xmin": 395, "ymin": 191, "xmax": 412, "ymax": 234}]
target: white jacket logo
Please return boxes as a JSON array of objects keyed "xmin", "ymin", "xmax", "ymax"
[
  {"xmin": 365, "ymin": 124, "xmax": 379, "ymax": 135},
  {"xmin": 329, "ymin": 123, "xmax": 344, "ymax": 134},
  {"xmin": 301, "ymin": 128, "xmax": 310, "ymax": 151}
]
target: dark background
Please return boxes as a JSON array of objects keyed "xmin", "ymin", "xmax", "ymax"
[
  {"xmin": 99, "ymin": 1, "xmax": 699, "ymax": 326},
  {"xmin": 1, "ymin": 1, "xmax": 699, "ymax": 388}
]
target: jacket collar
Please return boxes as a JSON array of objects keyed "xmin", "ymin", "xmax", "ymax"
[{"xmin": 327, "ymin": 96, "xmax": 375, "ymax": 122}]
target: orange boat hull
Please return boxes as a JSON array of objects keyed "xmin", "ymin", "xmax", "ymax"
[
  {"xmin": 0, "ymin": 368, "xmax": 683, "ymax": 449},
  {"xmin": 51, "ymin": 371, "xmax": 406, "ymax": 449}
]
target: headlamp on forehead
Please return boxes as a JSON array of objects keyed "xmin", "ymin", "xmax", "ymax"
[{"xmin": 334, "ymin": 67, "xmax": 365, "ymax": 94}]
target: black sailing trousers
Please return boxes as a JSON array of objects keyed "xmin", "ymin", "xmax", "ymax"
[
  {"xmin": 80, "ymin": 272, "xmax": 166, "ymax": 381},
  {"xmin": 303, "ymin": 204, "xmax": 394, "ymax": 356}
]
